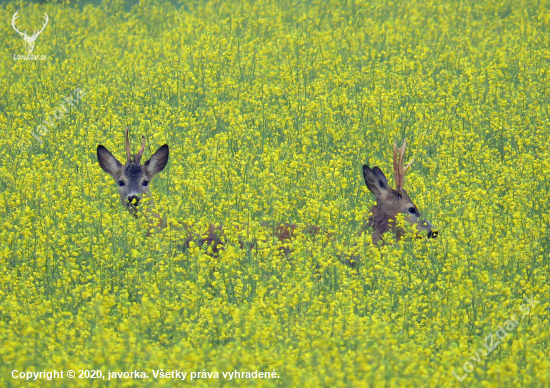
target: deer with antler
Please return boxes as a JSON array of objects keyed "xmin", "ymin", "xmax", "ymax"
[
  {"xmin": 362, "ymin": 139, "xmax": 437, "ymax": 244},
  {"xmin": 97, "ymin": 128, "xmax": 233, "ymax": 253},
  {"xmin": 97, "ymin": 128, "xmax": 169, "ymax": 217},
  {"xmin": 96, "ymin": 128, "xmax": 322, "ymax": 252},
  {"xmin": 12, "ymin": 11, "xmax": 49, "ymax": 54},
  {"xmin": 253, "ymin": 140, "xmax": 437, "ymax": 248}
]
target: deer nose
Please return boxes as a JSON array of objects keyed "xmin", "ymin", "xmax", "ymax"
[
  {"xmin": 127, "ymin": 195, "xmax": 140, "ymax": 207},
  {"xmin": 428, "ymin": 230, "xmax": 438, "ymax": 238}
]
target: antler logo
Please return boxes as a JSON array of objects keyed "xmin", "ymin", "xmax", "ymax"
[{"xmin": 11, "ymin": 11, "xmax": 49, "ymax": 54}]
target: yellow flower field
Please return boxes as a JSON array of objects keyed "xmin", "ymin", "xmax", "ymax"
[{"xmin": 1, "ymin": 0, "xmax": 549, "ymax": 386}]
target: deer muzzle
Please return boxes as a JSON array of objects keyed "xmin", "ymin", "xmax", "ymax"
[
  {"xmin": 127, "ymin": 195, "xmax": 140, "ymax": 213},
  {"xmin": 418, "ymin": 219, "xmax": 438, "ymax": 238}
]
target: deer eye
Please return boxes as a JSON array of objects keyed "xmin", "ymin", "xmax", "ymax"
[
  {"xmin": 142, "ymin": 181, "xmax": 149, "ymax": 186},
  {"xmin": 118, "ymin": 181, "xmax": 125, "ymax": 187},
  {"xmin": 408, "ymin": 207, "xmax": 416, "ymax": 214}
]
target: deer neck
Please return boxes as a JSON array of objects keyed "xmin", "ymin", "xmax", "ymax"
[
  {"xmin": 367, "ymin": 204, "xmax": 390, "ymax": 235},
  {"xmin": 366, "ymin": 203, "xmax": 405, "ymax": 244}
]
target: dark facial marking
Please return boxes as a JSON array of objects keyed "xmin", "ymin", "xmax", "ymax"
[
  {"xmin": 124, "ymin": 163, "xmax": 144, "ymax": 180},
  {"xmin": 128, "ymin": 195, "xmax": 140, "ymax": 206}
]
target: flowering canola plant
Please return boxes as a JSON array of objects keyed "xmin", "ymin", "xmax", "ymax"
[{"xmin": 0, "ymin": 0, "xmax": 549, "ymax": 386}]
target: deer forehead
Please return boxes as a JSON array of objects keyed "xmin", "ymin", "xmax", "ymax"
[
  {"xmin": 382, "ymin": 189, "xmax": 415, "ymax": 209},
  {"xmin": 397, "ymin": 189, "xmax": 413, "ymax": 203},
  {"xmin": 383, "ymin": 188, "xmax": 408, "ymax": 201},
  {"xmin": 122, "ymin": 163, "xmax": 146, "ymax": 180}
]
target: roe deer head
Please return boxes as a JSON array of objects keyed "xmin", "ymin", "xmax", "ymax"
[
  {"xmin": 97, "ymin": 128, "xmax": 169, "ymax": 216},
  {"xmin": 97, "ymin": 129, "xmax": 225, "ymax": 245},
  {"xmin": 363, "ymin": 139, "xmax": 437, "ymax": 244}
]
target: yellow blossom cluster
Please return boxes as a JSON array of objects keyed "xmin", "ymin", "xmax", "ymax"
[{"xmin": 0, "ymin": 0, "xmax": 549, "ymax": 386}]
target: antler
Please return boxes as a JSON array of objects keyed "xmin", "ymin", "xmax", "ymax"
[
  {"xmin": 393, "ymin": 138, "xmax": 415, "ymax": 190},
  {"xmin": 11, "ymin": 11, "xmax": 27, "ymax": 38},
  {"xmin": 136, "ymin": 136, "xmax": 146, "ymax": 162},
  {"xmin": 30, "ymin": 13, "xmax": 48, "ymax": 40}
]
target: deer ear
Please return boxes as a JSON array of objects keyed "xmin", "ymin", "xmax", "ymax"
[
  {"xmin": 97, "ymin": 145, "xmax": 122, "ymax": 177},
  {"xmin": 144, "ymin": 144, "xmax": 169, "ymax": 176},
  {"xmin": 371, "ymin": 166, "xmax": 389, "ymax": 188},
  {"xmin": 363, "ymin": 165, "xmax": 389, "ymax": 197}
]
